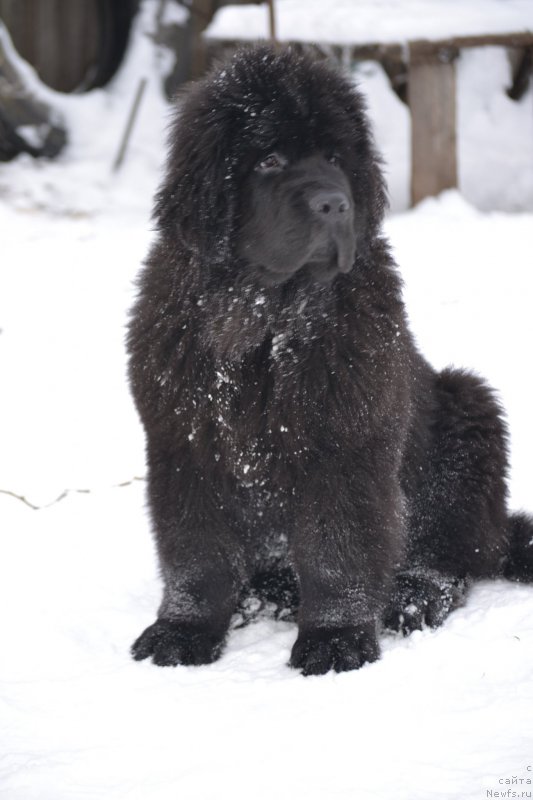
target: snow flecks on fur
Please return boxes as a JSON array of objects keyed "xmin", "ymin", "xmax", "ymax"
[{"xmin": 1, "ymin": 8, "xmax": 533, "ymax": 797}]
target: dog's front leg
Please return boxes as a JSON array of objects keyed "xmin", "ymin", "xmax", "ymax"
[
  {"xmin": 131, "ymin": 442, "xmax": 244, "ymax": 666},
  {"xmin": 290, "ymin": 453, "xmax": 404, "ymax": 675}
]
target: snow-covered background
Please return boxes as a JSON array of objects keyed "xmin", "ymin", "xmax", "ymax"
[
  {"xmin": 208, "ymin": 0, "xmax": 533, "ymax": 45},
  {"xmin": 1, "ymin": 2, "xmax": 532, "ymax": 798},
  {"xmin": 207, "ymin": 0, "xmax": 533, "ymax": 212}
]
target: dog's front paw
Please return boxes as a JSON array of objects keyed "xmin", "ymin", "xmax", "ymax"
[
  {"xmin": 290, "ymin": 624, "xmax": 380, "ymax": 676},
  {"xmin": 131, "ymin": 619, "xmax": 227, "ymax": 666}
]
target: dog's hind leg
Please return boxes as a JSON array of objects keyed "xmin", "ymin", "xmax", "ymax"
[{"xmin": 386, "ymin": 367, "xmax": 510, "ymax": 634}]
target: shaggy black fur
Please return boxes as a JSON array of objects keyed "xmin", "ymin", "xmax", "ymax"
[{"xmin": 128, "ymin": 46, "xmax": 533, "ymax": 675}]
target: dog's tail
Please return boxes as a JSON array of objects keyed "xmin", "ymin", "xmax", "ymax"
[{"xmin": 503, "ymin": 512, "xmax": 533, "ymax": 582}]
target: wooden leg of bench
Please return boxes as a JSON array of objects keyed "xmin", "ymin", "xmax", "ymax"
[{"xmin": 409, "ymin": 44, "xmax": 458, "ymax": 205}]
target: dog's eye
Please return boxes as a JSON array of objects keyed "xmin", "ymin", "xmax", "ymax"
[
  {"xmin": 256, "ymin": 153, "xmax": 286, "ymax": 172},
  {"xmin": 328, "ymin": 154, "xmax": 341, "ymax": 167}
]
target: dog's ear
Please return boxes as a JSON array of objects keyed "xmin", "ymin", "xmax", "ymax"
[
  {"xmin": 326, "ymin": 79, "xmax": 388, "ymax": 249},
  {"xmin": 349, "ymin": 130, "xmax": 389, "ymax": 251},
  {"xmin": 153, "ymin": 85, "xmax": 236, "ymax": 266}
]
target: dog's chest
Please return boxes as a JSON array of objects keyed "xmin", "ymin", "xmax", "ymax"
[
  {"xmin": 207, "ymin": 345, "xmax": 359, "ymax": 486},
  {"xmin": 210, "ymin": 363, "xmax": 301, "ymax": 486}
]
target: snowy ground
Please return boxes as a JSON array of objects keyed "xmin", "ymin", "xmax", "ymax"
[{"xmin": 1, "ymin": 3, "xmax": 533, "ymax": 799}]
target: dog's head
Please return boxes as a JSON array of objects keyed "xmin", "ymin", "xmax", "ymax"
[
  {"xmin": 155, "ymin": 46, "xmax": 387, "ymax": 287},
  {"xmin": 236, "ymin": 151, "xmax": 357, "ymax": 287}
]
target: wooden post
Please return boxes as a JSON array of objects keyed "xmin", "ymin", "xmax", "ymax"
[
  {"xmin": 408, "ymin": 42, "xmax": 458, "ymax": 205},
  {"xmin": 267, "ymin": 0, "xmax": 277, "ymax": 42}
]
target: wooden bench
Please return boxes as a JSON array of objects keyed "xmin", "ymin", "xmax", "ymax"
[{"xmin": 205, "ymin": 2, "xmax": 533, "ymax": 204}]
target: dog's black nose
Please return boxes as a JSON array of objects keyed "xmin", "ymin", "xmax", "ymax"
[{"xmin": 308, "ymin": 191, "xmax": 351, "ymax": 218}]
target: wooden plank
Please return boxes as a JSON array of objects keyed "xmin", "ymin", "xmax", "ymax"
[
  {"xmin": 0, "ymin": 0, "xmax": 34, "ymax": 71},
  {"xmin": 206, "ymin": 31, "xmax": 533, "ymax": 59},
  {"xmin": 408, "ymin": 31, "xmax": 533, "ymax": 55},
  {"xmin": 408, "ymin": 43, "xmax": 458, "ymax": 205},
  {"xmin": 59, "ymin": 0, "xmax": 84, "ymax": 91},
  {"xmin": 37, "ymin": 0, "xmax": 60, "ymax": 90},
  {"xmin": 0, "ymin": 0, "xmax": 102, "ymax": 92},
  {"xmin": 60, "ymin": 0, "xmax": 100, "ymax": 92}
]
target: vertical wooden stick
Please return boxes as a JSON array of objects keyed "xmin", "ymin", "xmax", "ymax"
[
  {"xmin": 267, "ymin": 0, "xmax": 277, "ymax": 43},
  {"xmin": 113, "ymin": 77, "xmax": 147, "ymax": 172}
]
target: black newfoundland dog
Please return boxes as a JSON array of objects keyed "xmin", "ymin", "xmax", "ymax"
[{"xmin": 128, "ymin": 46, "xmax": 533, "ymax": 675}]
